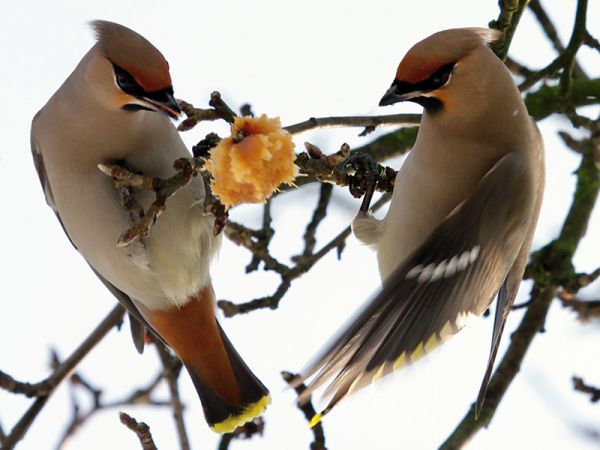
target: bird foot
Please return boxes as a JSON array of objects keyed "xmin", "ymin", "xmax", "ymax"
[{"xmin": 345, "ymin": 153, "xmax": 380, "ymax": 212}]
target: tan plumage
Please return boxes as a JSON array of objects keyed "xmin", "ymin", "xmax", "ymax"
[
  {"xmin": 31, "ymin": 20, "xmax": 269, "ymax": 433},
  {"xmin": 92, "ymin": 21, "xmax": 172, "ymax": 92},
  {"xmin": 296, "ymin": 28, "xmax": 545, "ymax": 422}
]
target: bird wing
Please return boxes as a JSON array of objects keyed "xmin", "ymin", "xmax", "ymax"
[
  {"xmin": 31, "ymin": 123, "xmax": 158, "ymax": 353},
  {"xmin": 297, "ymin": 151, "xmax": 536, "ymax": 413}
]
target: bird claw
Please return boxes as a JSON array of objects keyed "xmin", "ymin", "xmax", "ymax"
[
  {"xmin": 210, "ymin": 201, "xmax": 229, "ymax": 236},
  {"xmin": 345, "ymin": 153, "xmax": 380, "ymax": 212}
]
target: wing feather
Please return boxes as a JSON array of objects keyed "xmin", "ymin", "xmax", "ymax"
[
  {"xmin": 297, "ymin": 152, "xmax": 536, "ymax": 414},
  {"xmin": 31, "ymin": 122, "xmax": 158, "ymax": 352}
]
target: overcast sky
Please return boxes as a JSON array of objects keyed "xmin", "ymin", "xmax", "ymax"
[{"xmin": 1, "ymin": 1, "xmax": 599, "ymax": 449}]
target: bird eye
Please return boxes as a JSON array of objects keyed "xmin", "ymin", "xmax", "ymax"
[
  {"xmin": 430, "ymin": 63, "xmax": 455, "ymax": 89},
  {"xmin": 113, "ymin": 65, "xmax": 143, "ymax": 96},
  {"xmin": 432, "ymin": 72, "xmax": 449, "ymax": 86},
  {"xmin": 116, "ymin": 72, "xmax": 135, "ymax": 90}
]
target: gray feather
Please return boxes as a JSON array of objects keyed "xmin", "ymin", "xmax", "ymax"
[
  {"xmin": 298, "ymin": 151, "xmax": 536, "ymax": 410},
  {"xmin": 31, "ymin": 117, "xmax": 155, "ymax": 352}
]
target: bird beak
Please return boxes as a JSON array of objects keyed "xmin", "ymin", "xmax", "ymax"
[
  {"xmin": 141, "ymin": 90, "xmax": 182, "ymax": 119},
  {"xmin": 379, "ymin": 82, "xmax": 421, "ymax": 107}
]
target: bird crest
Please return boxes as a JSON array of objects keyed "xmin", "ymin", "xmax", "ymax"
[
  {"xmin": 396, "ymin": 27, "xmax": 502, "ymax": 84},
  {"xmin": 90, "ymin": 20, "xmax": 172, "ymax": 92}
]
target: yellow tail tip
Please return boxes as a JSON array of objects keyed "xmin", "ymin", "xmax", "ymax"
[
  {"xmin": 210, "ymin": 395, "xmax": 271, "ymax": 434},
  {"xmin": 309, "ymin": 412, "xmax": 323, "ymax": 428}
]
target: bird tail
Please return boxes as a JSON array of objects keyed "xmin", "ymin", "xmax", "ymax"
[
  {"xmin": 139, "ymin": 286, "xmax": 269, "ymax": 434},
  {"xmin": 185, "ymin": 322, "xmax": 270, "ymax": 434}
]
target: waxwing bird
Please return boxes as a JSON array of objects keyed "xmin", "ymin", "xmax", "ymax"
[
  {"xmin": 31, "ymin": 20, "xmax": 269, "ymax": 433},
  {"xmin": 296, "ymin": 28, "xmax": 544, "ymax": 423}
]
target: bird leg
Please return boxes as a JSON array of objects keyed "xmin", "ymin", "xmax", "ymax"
[
  {"xmin": 346, "ymin": 153, "xmax": 380, "ymax": 212},
  {"xmin": 205, "ymin": 196, "xmax": 229, "ymax": 237}
]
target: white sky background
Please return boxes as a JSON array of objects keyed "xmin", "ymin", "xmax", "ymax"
[{"xmin": 1, "ymin": 1, "xmax": 599, "ymax": 449}]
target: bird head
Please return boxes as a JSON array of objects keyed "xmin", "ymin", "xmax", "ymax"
[
  {"xmin": 379, "ymin": 28, "xmax": 503, "ymax": 114},
  {"xmin": 88, "ymin": 20, "xmax": 181, "ymax": 119}
]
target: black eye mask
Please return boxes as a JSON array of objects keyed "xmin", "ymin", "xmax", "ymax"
[
  {"xmin": 112, "ymin": 64, "xmax": 145, "ymax": 97},
  {"xmin": 390, "ymin": 62, "xmax": 456, "ymax": 96}
]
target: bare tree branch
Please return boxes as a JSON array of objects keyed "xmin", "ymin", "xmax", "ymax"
[
  {"xmin": 0, "ymin": 420, "xmax": 6, "ymax": 446},
  {"xmin": 217, "ymin": 194, "xmax": 391, "ymax": 317},
  {"xmin": 528, "ymin": 0, "xmax": 588, "ymax": 79},
  {"xmin": 559, "ymin": 294, "xmax": 600, "ymax": 322},
  {"xmin": 120, "ymin": 412, "xmax": 158, "ymax": 450},
  {"xmin": 441, "ymin": 132, "xmax": 599, "ymax": 447},
  {"xmin": 177, "ymin": 99, "xmax": 222, "ymax": 131},
  {"xmin": 155, "ymin": 340, "xmax": 190, "ymax": 450},
  {"xmin": 524, "ymin": 78, "xmax": 600, "ymax": 120},
  {"xmin": 297, "ymin": 183, "xmax": 333, "ymax": 259},
  {"xmin": 573, "ymin": 376, "xmax": 600, "ymax": 403},
  {"xmin": 489, "ymin": 0, "xmax": 530, "ymax": 60},
  {"xmin": 1, "ymin": 305, "xmax": 125, "ymax": 450},
  {"xmin": 284, "ymin": 114, "xmax": 420, "ymax": 135},
  {"xmin": 54, "ymin": 368, "xmax": 168, "ymax": 449},
  {"xmin": 3, "ymin": 0, "xmax": 599, "ymax": 447},
  {"xmin": 281, "ymin": 372, "xmax": 327, "ymax": 450}
]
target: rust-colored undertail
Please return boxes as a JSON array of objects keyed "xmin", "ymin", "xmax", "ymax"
[{"xmin": 141, "ymin": 284, "xmax": 270, "ymax": 433}]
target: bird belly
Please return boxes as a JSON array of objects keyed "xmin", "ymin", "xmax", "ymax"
[{"xmin": 51, "ymin": 164, "xmax": 212, "ymax": 310}]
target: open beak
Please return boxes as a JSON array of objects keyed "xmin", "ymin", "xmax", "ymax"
[{"xmin": 142, "ymin": 90, "xmax": 182, "ymax": 119}]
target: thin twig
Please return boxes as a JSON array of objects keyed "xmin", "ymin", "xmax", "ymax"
[
  {"xmin": 555, "ymin": 266, "xmax": 600, "ymax": 322},
  {"xmin": 4, "ymin": 2, "xmax": 598, "ymax": 447},
  {"xmin": 528, "ymin": 0, "xmax": 587, "ymax": 79},
  {"xmin": 100, "ymin": 115, "xmax": 416, "ymax": 248},
  {"xmin": 585, "ymin": 31, "xmax": 600, "ymax": 52},
  {"xmin": 246, "ymin": 199, "xmax": 274, "ymax": 273},
  {"xmin": 505, "ymin": 57, "xmax": 535, "ymax": 77},
  {"xmin": 297, "ymin": 183, "xmax": 333, "ymax": 259},
  {"xmin": 573, "ymin": 376, "xmax": 600, "ymax": 403},
  {"xmin": 53, "ymin": 353, "xmax": 101, "ymax": 449},
  {"xmin": 0, "ymin": 309, "xmax": 124, "ymax": 399},
  {"xmin": 519, "ymin": 0, "xmax": 591, "ymax": 99},
  {"xmin": 284, "ymin": 114, "xmax": 420, "ymax": 135},
  {"xmin": 177, "ymin": 99, "xmax": 222, "ymax": 132},
  {"xmin": 0, "ymin": 420, "xmax": 6, "ymax": 446},
  {"xmin": 240, "ymin": 103, "xmax": 255, "ymax": 117},
  {"xmin": 489, "ymin": 0, "xmax": 531, "ymax": 60},
  {"xmin": 54, "ymin": 369, "xmax": 168, "ymax": 449},
  {"xmin": 217, "ymin": 418, "xmax": 265, "ymax": 450},
  {"xmin": 440, "ymin": 286, "xmax": 556, "ymax": 450},
  {"xmin": 155, "ymin": 340, "xmax": 190, "ymax": 450},
  {"xmin": 557, "ymin": 0, "xmax": 597, "ymax": 131},
  {"xmin": 1, "ymin": 305, "xmax": 124, "ymax": 449},
  {"xmin": 209, "ymin": 91, "xmax": 237, "ymax": 124},
  {"xmin": 218, "ymin": 194, "xmax": 391, "ymax": 317},
  {"xmin": 281, "ymin": 372, "xmax": 327, "ymax": 450},
  {"xmin": 559, "ymin": 293, "xmax": 600, "ymax": 322},
  {"xmin": 291, "ymin": 142, "xmax": 399, "ymax": 193},
  {"xmin": 120, "ymin": 412, "xmax": 158, "ymax": 450},
  {"xmin": 441, "ymin": 132, "xmax": 599, "ymax": 447},
  {"xmin": 519, "ymin": 55, "xmax": 563, "ymax": 91},
  {"xmin": 3, "ymin": 397, "xmax": 51, "ymax": 450}
]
